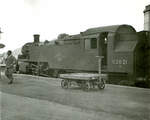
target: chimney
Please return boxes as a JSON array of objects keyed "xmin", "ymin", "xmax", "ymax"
[
  {"xmin": 144, "ymin": 5, "xmax": 150, "ymax": 31},
  {"xmin": 33, "ymin": 34, "xmax": 40, "ymax": 43}
]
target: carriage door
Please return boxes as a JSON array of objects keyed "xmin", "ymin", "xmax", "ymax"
[{"xmin": 98, "ymin": 32, "xmax": 108, "ymax": 69}]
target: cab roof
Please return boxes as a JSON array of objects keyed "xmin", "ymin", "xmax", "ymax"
[{"xmin": 82, "ymin": 24, "xmax": 136, "ymax": 35}]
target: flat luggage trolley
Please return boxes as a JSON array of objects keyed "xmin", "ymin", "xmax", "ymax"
[{"xmin": 60, "ymin": 73, "xmax": 107, "ymax": 91}]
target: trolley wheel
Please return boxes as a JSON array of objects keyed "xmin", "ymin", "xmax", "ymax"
[
  {"xmin": 98, "ymin": 78, "xmax": 105, "ymax": 89},
  {"xmin": 82, "ymin": 81, "xmax": 90, "ymax": 91},
  {"xmin": 76, "ymin": 81, "xmax": 82, "ymax": 88},
  {"xmin": 61, "ymin": 79, "xmax": 69, "ymax": 89}
]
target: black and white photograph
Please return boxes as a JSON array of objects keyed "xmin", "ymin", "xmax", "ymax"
[{"xmin": 0, "ymin": 0, "xmax": 150, "ymax": 120}]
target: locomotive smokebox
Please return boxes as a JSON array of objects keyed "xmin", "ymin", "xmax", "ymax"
[
  {"xmin": 33, "ymin": 34, "xmax": 40, "ymax": 43},
  {"xmin": 144, "ymin": 5, "xmax": 150, "ymax": 31}
]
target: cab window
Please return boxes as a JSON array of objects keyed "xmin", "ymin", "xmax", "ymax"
[{"xmin": 85, "ymin": 38, "xmax": 97, "ymax": 49}]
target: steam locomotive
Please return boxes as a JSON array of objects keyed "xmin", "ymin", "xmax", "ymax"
[{"xmin": 18, "ymin": 24, "xmax": 150, "ymax": 87}]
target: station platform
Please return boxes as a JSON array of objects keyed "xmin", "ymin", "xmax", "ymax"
[{"xmin": 0, "ymin": 74, "xmax": 150, "ymax": 120}]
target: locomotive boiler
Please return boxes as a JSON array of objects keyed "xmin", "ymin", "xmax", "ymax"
[{"xmin": 18, "ymin": 24, "xmax": 150, "ymax": 87}]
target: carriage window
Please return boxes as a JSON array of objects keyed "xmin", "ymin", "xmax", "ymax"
[{"xmin": 85, "ymin": 38, "xmax": 97, "ymax": 49}]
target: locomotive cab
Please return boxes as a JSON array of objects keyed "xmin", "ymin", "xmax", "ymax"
[
  {"xmin": 83, "ymin": 32, "xmax": 108, "ymax": 69},
  {"xmin": 82, "ymin": 25, "xmax": 140, "ymax": 84}
]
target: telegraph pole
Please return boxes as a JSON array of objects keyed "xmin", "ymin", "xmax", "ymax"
[{"xmin": 0, "ymin": 28, "xmax": 5, "ymax": 48}]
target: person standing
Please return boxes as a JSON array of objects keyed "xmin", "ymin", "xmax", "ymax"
[{"xmin": 5, "ymin": 50, "xmax": 16, "ymax": 84}]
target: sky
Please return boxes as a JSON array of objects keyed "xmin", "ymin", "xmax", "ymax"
[{"xmin": 0, "ymin": 0, "xmax": 150, "ymax": 54}]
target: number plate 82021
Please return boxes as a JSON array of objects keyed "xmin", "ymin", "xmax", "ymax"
[{"xmin": 112, "ymin": 59, "xmax": 128, "ymax": 65}]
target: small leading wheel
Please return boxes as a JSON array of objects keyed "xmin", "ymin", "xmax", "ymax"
[
  {"xmin": 82, "ymin": 81, "xmax": 90, "ymax": 91},
  {"xmin": 98, "ymin": 78, "xmax": 105, "ymax": 90},
  {"xmin": 61, "ymin": 79, "xmax": 69, "ymax": 89}
]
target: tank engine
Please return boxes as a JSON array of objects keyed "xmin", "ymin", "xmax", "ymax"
[{"xmin": 18, "ymin": 24, "xmax": 150, "ymax": 87}]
